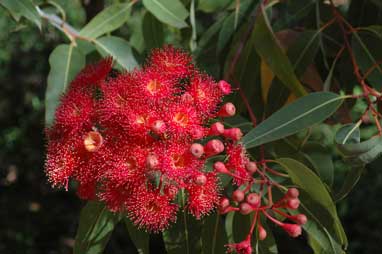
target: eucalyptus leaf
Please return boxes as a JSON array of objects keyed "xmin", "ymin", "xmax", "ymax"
[
  {"xmin": 80, "ymin": 2, "xmax": 134, "ymax": 39},
  {"xmin": 124, "ymin": 218, "xmax": 150, "ymax": 254},
  {"xmin": 0, "ymin": 0, "xmax": 41, "ymax": 29},
  {"xmin": 142, "ymin": 11, "xmax": 164, "ymax": 50},
  {"xmin": 243, "ymin": 92, "xmax": 344, "ymax": 148},
  {"xmin": 45, "ymin": 44, "xmax": 85, "ymax": 126},
  {"xmin": 253, "ymin": 5, "xmax": 307, "ymax": 97},
  {"xmin": 74, "ymin": 201, "xmax": 120, "ymax": 254},
  {"xmin": 95, "ymin": 36, "xmax": 138, "ymax": 71},
  {"xmin": 201, "ymin": 212, "xmax": 228, "ymax": 254},
  {"xmin": 142, "ymin": 0, "xmax": 189, "ymax": 29}
]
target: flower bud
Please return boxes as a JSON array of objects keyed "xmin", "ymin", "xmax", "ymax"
[
  {"xmin": 191, "ymin": 126, "xmax": 205, "ymax": 139},
  {"xmin": 146, "ymin": 154, "xmax": 159, "ymax": 169},
  {"xmin": 190, "ymin": 143, "xmax": 204, "ymax": 158},
  {"xmin": 281, "ymin": 224, "xmax": 302, "ymax": 238},
  {"xmin": 209, "ymin": 122, "xmax": 225, "ymax": 135},
  {"xmin": 258, "ymin": 225, "xmax": 267, "ymax": 240},
  {"xmin": 181, "ymin": 92, "xmax": 193, "ymax": 103},
  {"xmin": 204, "ymin": 139, "xmax": 224, "ymax": 156},
  {"xmin": 223, "ymin": 128, "xmax": 243, "ymax": 141},
  {"xmin": 286, "ymin": 198, "xmax": 300, "ymax": 210},
  {"xmin": 218, "ymin": 102, "xmax": 236, "ymax": 117},
  {"xmin": 239, "ymin": 202, "xmax": 253, "ymax": 215},
  {"xmin": 232, "ymin": 190, "xmax": 245, "ymax": 202},
  {"xmin": 246, "ymin": 193, "xmax": 260, "ymax": 207},
  {"xmin": 194, "ymin": 174, "xmax": 207, "ymax": 186},
  {"xmin": 84, "ymin": 131, "xmax": 103, "ymax": 152},
  {"xmin": 213, "ymin": 161, "xmax": 228, "ymax": 173},
  {"xmin": 245, "ymin": 162, "xmax": 258, "ymax": 173},
  {"xmin": 219, "ymin": 198, "xmax": 230, "ymax": 211},
  {"xmin": 291, "ymin": 214, "xmax": 307, "ymax": 225},
  {"xmin": 218, "ymin": 80, "xmax": 232, "ymax": 95},
  {"xmin": 151, "ymin": 120, "xmax": 166, "ymax": 134},
  {"xmin": 287, "ymin": 188, "xmax": 299, "ymax": 198}
]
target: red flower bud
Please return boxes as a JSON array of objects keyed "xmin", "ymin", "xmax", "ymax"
[
  {"xmin": 83, "ymin": 131, "xmax": 103, "ymax": 152},
  {"xmin": 291, "ymin": 214, "xmax": 307, "ymax": 225},
  {"xmin": 245, "ymin": 162, "xmax": 258, "ymax": 173},
  {"xmin": 232, "ymin": 190, "xmax": 245, "ymax": 202},
  {"xmin": 194, "ymin": 174, "xmax": 207, "ymax": 186},
  {"xmin": 209, "ymin": 122, "xmax": 225, "ymax": 135},
  {"xmin": 223, "ymin": 128, "xmax": 243, "ymax": 141},
  {"xmin": 218, "ymin": 102, "xmax": 236, "ymax": 117},
  {"xmin": 246, "ymin": 193, "xmax": 260, "ymax": 207},
  {"xmin": 239, "ymin": 202, "xmax": 253, "ymax": 215},
  {"xmin": 258, "ymin": 225, "xmax": 267, "ymax": 240},
  {"xmin": 286, "ymin": 198, "xmax": 300, "ymax": 210},
  {"xmin": 151, "ymin": 120, "xmax": 166, "ymax": 134},
  {"xmin": 204, "ymin": 139, "xmax": 224, "ymax": 156},
  {"xmin": 190, "ymin": 143, "xmax": 204, "ymax": 158},
  {"xmin": 146, "ymin": 154, "xmax": 159, "ymax": 169},
  {"xmin": 281, "ymin": 223, "xmax": 302, "ymax": 238},
  {"xmin": 218, "ymin": 80, "xmax": 232, "ymax": 95},
  {"xmin": 219, "ymin": 198, "xmax": 230, "ymax": 211},
  {"xmin": 213, "ymin": 161, "xmax": 228, "ymax": 173},
  {"xmin": 287, "ymin": 188, "xmax": 299, "ymax": 198}
]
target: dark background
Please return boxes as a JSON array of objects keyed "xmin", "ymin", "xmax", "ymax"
[{"xmin": 1, "ymin": 0, "xmax": 381, "ymax": 253}]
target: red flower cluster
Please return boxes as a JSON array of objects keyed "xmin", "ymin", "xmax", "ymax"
[{"xmin": 45, "ymin": 46, "xmax": 238, "ymax": 232}]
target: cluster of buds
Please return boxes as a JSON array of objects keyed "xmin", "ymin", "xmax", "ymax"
[
  {"xmin": 45, "ymin": 46, "xmax": 306, "ymax": 250},
  {"xmin": 217, "ymin": 156, "xmax": 307, "ymax": 254}
]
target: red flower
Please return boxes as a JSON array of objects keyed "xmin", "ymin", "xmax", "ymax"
[{"xmin": 226, "ymin": 237, "xmax": 252, "ymax": 254}]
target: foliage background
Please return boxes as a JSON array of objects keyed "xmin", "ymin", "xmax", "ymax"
[{"xmin": 0, "ymin": 0, "xmax": 381, "ymax": 253}]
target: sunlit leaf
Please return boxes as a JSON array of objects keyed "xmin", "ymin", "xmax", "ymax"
[
  {"xmin": 142, "ymin": 0, "xmax": 189, "ymax": 28},
  {"xmin": 0, "ymin": 0, "xmax": 41, "ymax": 29}
]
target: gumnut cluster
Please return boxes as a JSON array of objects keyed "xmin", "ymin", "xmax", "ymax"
[{"xmin": 45, "ymin": 46, "xmax": 239, "ymax": 232}]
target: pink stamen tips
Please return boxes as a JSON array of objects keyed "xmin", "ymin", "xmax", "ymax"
[
  {"xmin": 223, "ymin": 128, "xmax": 243, "ymax": 141},
  {"xmin": 232, "ymin": 190, "xmax": 245, "ymax": 202},
  {"xmin": 287, "ymin": 188, "xmax": 300, "ymax": 198},
  {"xmin": 151, "ymin": 120, "xmax": 166, "ymax": 134},
  {"xmin": 146, "ymin": 154, "xmax": 159, "ymax": 169},
  {"xmin": 204, "ymin": 139, "xmax": 225, "ymax": 156},
  {"xmin": 190, "ymin": 143, "xmax": 204, "ymax": 158},
  {"xmin": 83, "ymin": 131, "xmax": 104, "ymax": 152},
  {"xmin": 291, "ymin": 214, "xmax": 307, "ymax": 225},
  {"xmin": 218, "ymin": 80, "xmax": 232, "ymax": 95},
  {"xmin": 194, "ymin": 174, "xmax": 207, "ymax": 186},
  {"xmin": 258, "ymin": 225, "xmax": 267, "ymax": 240},
  {"xmin": 239, "ymin": 202, "xmax": 253, "ymax": 215},
  {"xmin": 190, "ymin": 127, "xmax": 205, "ymax": 140},
  {"xmin": 281, "ymin": 224, "xmax": 302, "ymax": 238},
  {"xmin": 213, "ymin": 161, "xmax": 228, "ymax": 173},
  {"xmin": 286, "ymin": 198, "xmax": 300, "ymax": 210},
  {"xmin": 209, "ymin": 122, "xmax": 225, "ymax": 135},
  {"xmin": 245, "ymin": 162, "xmax": 258, "ymax": 173},
  {"xmin": 246, "ymin": 193, "xmax": 260, "ymax": 207},
  {"xmin": 218, "ymin": 102, "xmax": 236, "ymax": 117}
]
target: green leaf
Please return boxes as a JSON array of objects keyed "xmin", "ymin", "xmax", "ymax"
[
  {"xmin": 302, "ymin": 143, "xmax": 334, "ymax": 188},
  {"xmin": 201, "ymin": 212, "xmax": 228, "ymax": 254},
  {"xmin": 0, "ymin": 0, "xmax": 41, "ymax": 29},
  {"xmin": 74, "ymin": 201, "xmax": 120, "ymax": 254},
  {"xmin": 163, "ymin": 211, "xmax": 203, "ymax": 254},
  {"xmin": 253, "ymin": 5, "xmax": 307, "ymax": 97},
  {"xmin": 334, "ymin": 166, "xmax": 364, "ymax": 202},
  {"xmin": 335, "ymin": 123, "xmax": 361, "ymax": 145},
  {"xmin": 95, "ymin": 36, "xmax": 138, "ymax": 71},
  {"xmin": 198, "ymin": 0, "xmax": 231, "ymax": 13},
  {"xmin": 79, "ymin": 2, "xmax": 134, "ymax": 39},
  {"xmin": 224, "ymin": 212, "xmax": 235, "ymax": 244},
  {"xmin": 217, "ymin": 0, "xmax": 255, "ymax": 53},
  {"xmin": 45, "ymin": 44, "xmax": 85, "ymax": 126},
  {"xmin": 194, "ymin": 15, "xmax": 225, "ymax": 58},
  {"xmin": 276, "ymin": 158, "xmax": 347, "ymax": 252},
  {"xmin": 142, "ymin": 11, "xmax": 164, "ymax": 50},
  {"xmin": 142, "ymin": 0, "xmax": 189, "ymax": 29},
  {"xmin": 352, "ymin": 31, "xmax": 382, "ymax": 90},
  {"xmin": 124, "ymin": 218, "xmax": 150, "ymax": 254},
  {"xmin": 243, "ymin": 92, "xmax": 344, "ymax": 148}
]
